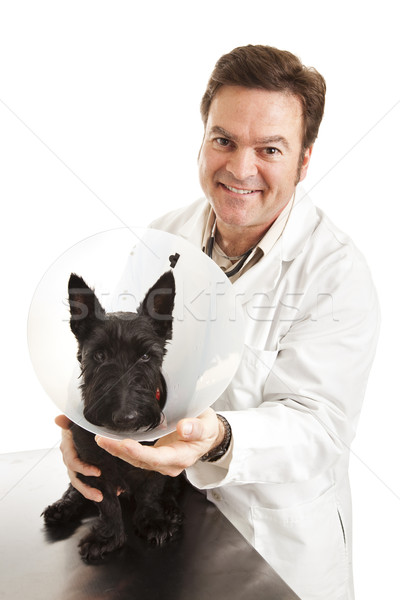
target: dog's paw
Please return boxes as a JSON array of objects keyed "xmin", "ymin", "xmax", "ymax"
[
  {"xmin": 78, "ymin": 531, "xmax": 126, "ymax": 562},
  {"xmin": 42, "ymin": 485, "xmax": 89, "ymax": 526},
  {"xmin": 133, "ymin": 506, "xmax": 183, "ymax": 546},
  {"xmin": 42, "ymin": 500, "xmax": 80, "ymax": 526}
]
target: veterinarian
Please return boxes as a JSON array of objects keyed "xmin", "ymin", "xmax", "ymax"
[{"xmin": 57, "ymin": 44, "xmax": 379, "ymax": 600}]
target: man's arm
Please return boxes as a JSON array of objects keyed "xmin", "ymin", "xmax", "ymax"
[{"xmin": 186, "ymin": 248, "xmax": 380, "ymax": 489}]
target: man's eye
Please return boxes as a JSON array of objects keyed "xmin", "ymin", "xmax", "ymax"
[
  {"xmin": 215, "ymin": 137, "xmax": 231, "ymax": 147},
  {"xmin": 264, "ymin": 147, "xmax": 280, "ymax": 155}
]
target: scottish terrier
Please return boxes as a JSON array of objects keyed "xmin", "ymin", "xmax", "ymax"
[{"xmin": 42, "ymin": 270, "xmax": 183, "ymax": 562}]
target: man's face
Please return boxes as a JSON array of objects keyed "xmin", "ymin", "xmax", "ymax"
[{"xmin": 198, "ymin": 86, "xmax": 312, "ymax": 237}]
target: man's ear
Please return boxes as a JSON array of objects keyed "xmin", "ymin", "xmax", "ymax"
[
  {"xmin": 298, "ymin": 145, "xmax": 313, "ymax": 183},
  {"xmin": 68, "ymin": 273, "xmax": 105, "ymax": 344},
  {"xmin": 138, "ymin": 270, "xmax": 176, "ymax": 340}
]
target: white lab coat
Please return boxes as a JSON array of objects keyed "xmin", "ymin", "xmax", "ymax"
[{"xmin": 150, "ymin": 189, "xmax": 379, "ymax": 600}]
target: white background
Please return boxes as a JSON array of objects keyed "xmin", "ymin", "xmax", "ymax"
[{"xmin": 1, "ymin": 1, "xmax": 399, "ymax": 598}]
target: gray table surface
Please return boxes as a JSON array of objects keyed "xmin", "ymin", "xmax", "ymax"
[{"xmin": 0, "ymin": 448, "xmax": 300, "ymax": 600}]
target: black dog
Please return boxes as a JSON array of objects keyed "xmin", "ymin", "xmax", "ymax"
[{"xmin": 42, "ymin": 270, "xmax": 183, "ymax": 562}]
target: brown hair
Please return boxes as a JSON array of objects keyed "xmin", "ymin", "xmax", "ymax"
[{"xmin": 200, "ymin": 44, "xmax": 326, "ymax": 150}]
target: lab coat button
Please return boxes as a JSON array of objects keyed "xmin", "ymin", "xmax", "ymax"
[{"xmin": 212, "ymin": 490, "xmax": 221, "ymax": 501}]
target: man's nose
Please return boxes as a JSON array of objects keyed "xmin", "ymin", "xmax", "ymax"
[{"xmin": 226, "ymin": 148, "xmax": 258, "ymax": 180}]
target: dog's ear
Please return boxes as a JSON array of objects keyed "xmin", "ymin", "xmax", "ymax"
[
  {"xmin": 138, "ymin": 270, "xmax": 176, "ymax": 339},
  {"xmin": 68, "ymin": 273, "xmax": 105, "ymax": 344}
]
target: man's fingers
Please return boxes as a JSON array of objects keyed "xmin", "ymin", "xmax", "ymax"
[
  {"xmin": 59, "ymin": 429, "xmax": 100, "ymax": 476},
  {"xmin": 95, "ymin": 437, "xmax": 145, "ymax": 463},
  {"xmin": 61, "ymin": 438, "xmax": 103, "ymax": 501},
  {"xmin": 67, "ymin": 469, "xmax": 103, "ymax": 502},
  {"xmin": 57, "ymin": 417, "xmax": 101, "ymax": 478},
  {"xmin": 177, "ymin": 418, "xmax": 204, "ymax": 441},
  {"xmin": 95, "ymin": 436, "xmax": 182, "ymax": 475},
  {"xmin": 54, "ymin": 415, "xmax": 103, "ymax": 501},
  {"xmin": 69, "ymin": 454, "xmax": 101, "ymax": 478},
  {"xmin": 54, "ymin": 414, "xmax": 72, "ymax": 430}
]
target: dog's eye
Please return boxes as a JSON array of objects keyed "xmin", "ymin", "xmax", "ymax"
[
  {"xmin": 140, "ymin": 353, "xmax": 150, "ymax": 362},
  {"xmin": 93, "ymin": 350, "xmax": 107, "ymax": 363}
]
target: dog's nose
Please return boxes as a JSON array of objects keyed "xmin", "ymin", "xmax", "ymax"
[{"xmin": 111, "ymin": 409, "xmax": 139, "ymax": 429}]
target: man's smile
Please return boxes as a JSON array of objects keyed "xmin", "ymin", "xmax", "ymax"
[{"xmin": 221, "ymin": 183, "xmax": 260, "ymax": 195}]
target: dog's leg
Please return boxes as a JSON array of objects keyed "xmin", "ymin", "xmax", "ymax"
[
  {"xmin": 42, "ymin": 483, "xmax": 90, "ymax": 525},
  {"xmin": 77, "ymin": 480, "xmax": 126, "ymax": 562},
  {"xmin": 131, "ymin": 472, "xmax": 183, "ymax": 546}
]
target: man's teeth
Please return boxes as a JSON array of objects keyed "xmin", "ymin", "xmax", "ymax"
[{"xmin": 224, "ymin": 184, "xmax": 255, "ymax": 195}]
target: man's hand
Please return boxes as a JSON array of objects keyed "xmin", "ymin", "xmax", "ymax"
[
  {"xmin": 55, "ymin": 415, "xmax": 103, "ymax": 502},
  {"xmin": 95, "ymin": 408, "xmax": 223, "ymax": 477}
]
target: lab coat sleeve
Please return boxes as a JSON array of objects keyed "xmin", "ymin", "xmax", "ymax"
[{"xmin": 186, "ymin": 246, "xmax": 380, "ymax": 488}]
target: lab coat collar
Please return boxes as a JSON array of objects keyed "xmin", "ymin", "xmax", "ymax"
[
  {"xmin": 230, "ymin": 188, "xmax": 318, "ymax": 301},
  {"xmin": 280, "ymin": 187, "xmax": 318, "ymax": 261},
  {"xmin": 176, "ymin": 199, "xmax": 209, "ymax": 246}
]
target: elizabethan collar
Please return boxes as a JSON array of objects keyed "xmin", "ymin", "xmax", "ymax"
[{"xmin": 28, "ymin": 227, "xmax": 244, "ymax": 441}]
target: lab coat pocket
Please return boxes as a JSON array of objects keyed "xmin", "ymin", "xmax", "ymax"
[
  {"xmin": 252, "ymin": 486, "xmax": 348, "ymax": 600},
  {"xmin": 221, "ymin": 346, "xmax": 278, "ymax": 410}
]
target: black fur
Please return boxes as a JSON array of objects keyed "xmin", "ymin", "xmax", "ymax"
[{"xmin": 42, "ymin": 271, "xmax": 183, "ymax": 562}]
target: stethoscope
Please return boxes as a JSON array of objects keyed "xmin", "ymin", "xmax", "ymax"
[{"xmin": 205, "ymin": 217, "xmax": 255, "ymax": 279}]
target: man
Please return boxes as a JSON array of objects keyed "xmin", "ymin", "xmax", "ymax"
[{"xmin": 57, "ymin": 45, "xmax": 379, "ymax": 600}]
